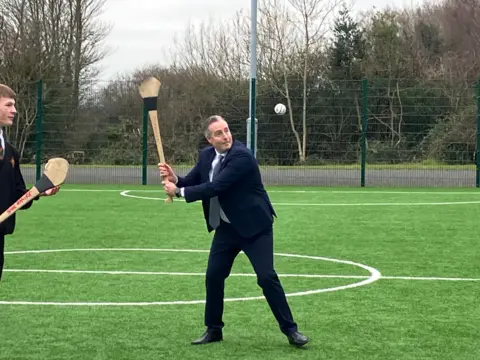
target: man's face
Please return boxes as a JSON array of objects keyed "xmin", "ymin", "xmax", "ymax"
[
  {"xmin": 206, "ymin": 119, "xmax": 233, "ymax": 153},
  {"xmin": 0, "ymin": 96, "xmax": 16, "ymax": 127}
]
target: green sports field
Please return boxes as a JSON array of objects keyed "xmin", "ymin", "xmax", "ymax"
[{"xmin": 1, "ymin": 185, "xmax": 479, "ymax": 359}]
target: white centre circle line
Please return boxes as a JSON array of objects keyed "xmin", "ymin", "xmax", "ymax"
[{"xmin": 1, "ymin": 248, "xmax": 381, "ymax": 306}]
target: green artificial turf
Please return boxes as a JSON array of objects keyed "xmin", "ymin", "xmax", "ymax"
[{"xmin": 0, "ymin": 186, "xmax": 479, "ymax": 359}]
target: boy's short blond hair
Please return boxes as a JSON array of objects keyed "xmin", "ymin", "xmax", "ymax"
[{"xmin": 0, "ymin": 84, "xmax": 16, "ymax": 99}]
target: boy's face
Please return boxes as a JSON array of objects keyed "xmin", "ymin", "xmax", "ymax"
[{"xmin": 0, "ymin": 96, "xmax": 16, "ymax": 127}]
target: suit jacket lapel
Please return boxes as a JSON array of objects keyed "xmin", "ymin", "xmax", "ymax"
[
  {"xmin": 219, "ymin": 140, "xmax": 237, "ymax": 171},
  {"xmin": 219, "ymin": 153, "xmax": 228, "ymax": 171},
  {"xmin": 0, "ymin": 143, "xmax": 7, "ymax": 170}
]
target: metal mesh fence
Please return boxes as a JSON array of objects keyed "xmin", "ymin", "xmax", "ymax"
[{"xmin": 8, "ymin": 78, "xmax": 479, "ymax": 187}]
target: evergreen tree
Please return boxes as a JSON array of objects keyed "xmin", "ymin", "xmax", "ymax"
[{"xmin": 328, "ymin": 4, "xmax": 366, "ymax": 79}]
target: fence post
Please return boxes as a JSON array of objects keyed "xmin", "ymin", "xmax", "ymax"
[
  {"xmin": 246, "ymin": 117, "xmax": 258, "ymax": 159},
  {"xmin": 35, "ymin": 79, "xmax": 43, "ymax": 182},
  {"xmin": 142, "ymin": 104, "xmax": 148, "ymax": 185},
  {"xmin": 361, "ymin": 78, "xmax": 368, "ymax": 187},
  {"xmin": 476, "ymin": 79, "xmax": 480, "ymax": 188}
]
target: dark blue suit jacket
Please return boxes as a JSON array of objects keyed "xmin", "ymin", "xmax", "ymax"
[
  {"xmin": 0, "ymin": 142, "xmax": 35, "ymax": 235},
  {"xmin": 176, "ymin": 140, "xmax": 276, "ymax": 238}
]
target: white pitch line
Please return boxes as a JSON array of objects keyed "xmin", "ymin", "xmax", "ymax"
[
  {"xmin": 4, "ymin": 269, "xmax": 368, "ymax": 278},
  {"xmin": 4, "ymin": 269, "xmax": 480, "ymax": 281},
  {"xmin": 59, "ymin": 189, "xmax": 480, "ymax": 195},
  {"xmin": 60, "ymin": 189, "xmax": 123, "ymax": 192},
  {"xmin": 5, "ymin": 248, "xmax": 211, "ymax": 255},
  {"xmin": 2, "ymin": 248, "xmax": 381, "ymax": 306},
  {"xmin": 4, "ymin": 248, "xmax": 477, "ymax": 307},
  {"xmin": 270, "ymin": 190, "xmax": 480, "ymax": 195},
  {"xmin": 118, "ymin": 190, "xmax": 480, "ymax": 206},
  {"xmin": 381, "ymin": 276, "xmax": 480, "ymax": 281},
  {"xmin": 271, "ymin": 201, "xmax": 480, "ymax": 206},
  {"xmin": 0, "ymin": 300, "xmax": 209, "ymax": 306}
]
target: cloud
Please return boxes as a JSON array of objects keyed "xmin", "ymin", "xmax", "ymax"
[{"xmin": 95, "ymin": 0, "xmax": 423, "ymax": 80}]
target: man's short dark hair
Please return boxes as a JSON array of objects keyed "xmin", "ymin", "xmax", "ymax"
[{"xmin": 203, "ymin": 115, "xmax": 224, "ymax": 138}]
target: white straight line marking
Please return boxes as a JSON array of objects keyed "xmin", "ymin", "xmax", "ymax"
[
  {"xmin": 4, "ymin": 269, "xmax": 479, "ymax": 281},
  {"xmin": 61, "ymin": 189, "xmax": 123, "ymax": 192},
  {"xmin": 0, "ymin": 300, "xmax": 209, "ymax": 306},
  {"xmin": 4, "ymin": 269, "xmax": 367, "ymax": 278},
  {"xmin": 5, "ymin": 248, "xmax": 210, "ymax": 255},
  {"xmin": 271, "ymin": 201, "xmax": 480, "ymax": 206},
  {"xmin": 59, "ymin": 189, "xmax": 480, "ymax": 195},
  {"xmin": 117, "ymin": 191, "xmax": 480, "ymax": 206},
  {"xmin": 271, "ymin": 190, "xmax": 480, "ymax": 195},
  {"xmin": 381, "ymin": 276, "xmax": 480, "ymax": 281}
]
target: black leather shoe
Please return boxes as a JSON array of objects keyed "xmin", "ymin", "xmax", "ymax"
[
  {"xmin": 191, "ymin": 330, "xmax": 223, "ymax": 345},
  {"xmin": 287, "ymin": 331, "xmax": 309, "ymax": 347}
]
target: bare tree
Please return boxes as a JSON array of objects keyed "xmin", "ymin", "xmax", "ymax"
[
  {"xmin": 0, "ymin": 0, "xmax": 47, "ymax": 157},
  {"xmin": 0, "ymin": 0, "xmax": 110, "ymax": 159},
  {"xmin": 360, "ymin": 9, "xmax": 409, "ymax": 148},
  {"xmin": 257, "ymin": 0, "xmax": 342, "ymax": 162},
  {"xmin": 170, "ymin": 12, "xmax": 250, "ymax": 81}
]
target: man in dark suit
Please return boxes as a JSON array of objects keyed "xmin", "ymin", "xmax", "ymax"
[
  {"xmin": 159, "ymin": 115, "xmax": 308, "ymax": 347},
  {"xmin": 0, "ymin": 84, "xmax": 59, "ymax": 281}
]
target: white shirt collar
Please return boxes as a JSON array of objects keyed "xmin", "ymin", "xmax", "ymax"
[
  {"xmin": 215, "ymin": 149, "xmax": 227, "ymax": 158},
  {"xmin": 0, "ymin": 128, "xmax": 4, "ymax": 153}
]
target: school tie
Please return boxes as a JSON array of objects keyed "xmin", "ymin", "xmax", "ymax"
[{"xmin": 208, "ymin": 154, "xmax": 224, "ymax": 229}]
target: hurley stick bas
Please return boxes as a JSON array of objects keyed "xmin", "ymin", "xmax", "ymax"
[
  {"xmin": 138, "ymin": 76, "xmax": 173, "ymax": 203},
  {"xmin": 0, "ymin": 157, "xmax": 69, "ymax": 224}
]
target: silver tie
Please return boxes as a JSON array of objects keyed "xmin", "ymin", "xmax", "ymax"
[{"xmin": 208, "ymin": 155, "xmax": 224, "ymax": 229}]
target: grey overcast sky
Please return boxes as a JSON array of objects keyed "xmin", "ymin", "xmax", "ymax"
[{"xmin": 95, "ymin": 0, "xmax": 424, "ymax": 81}]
